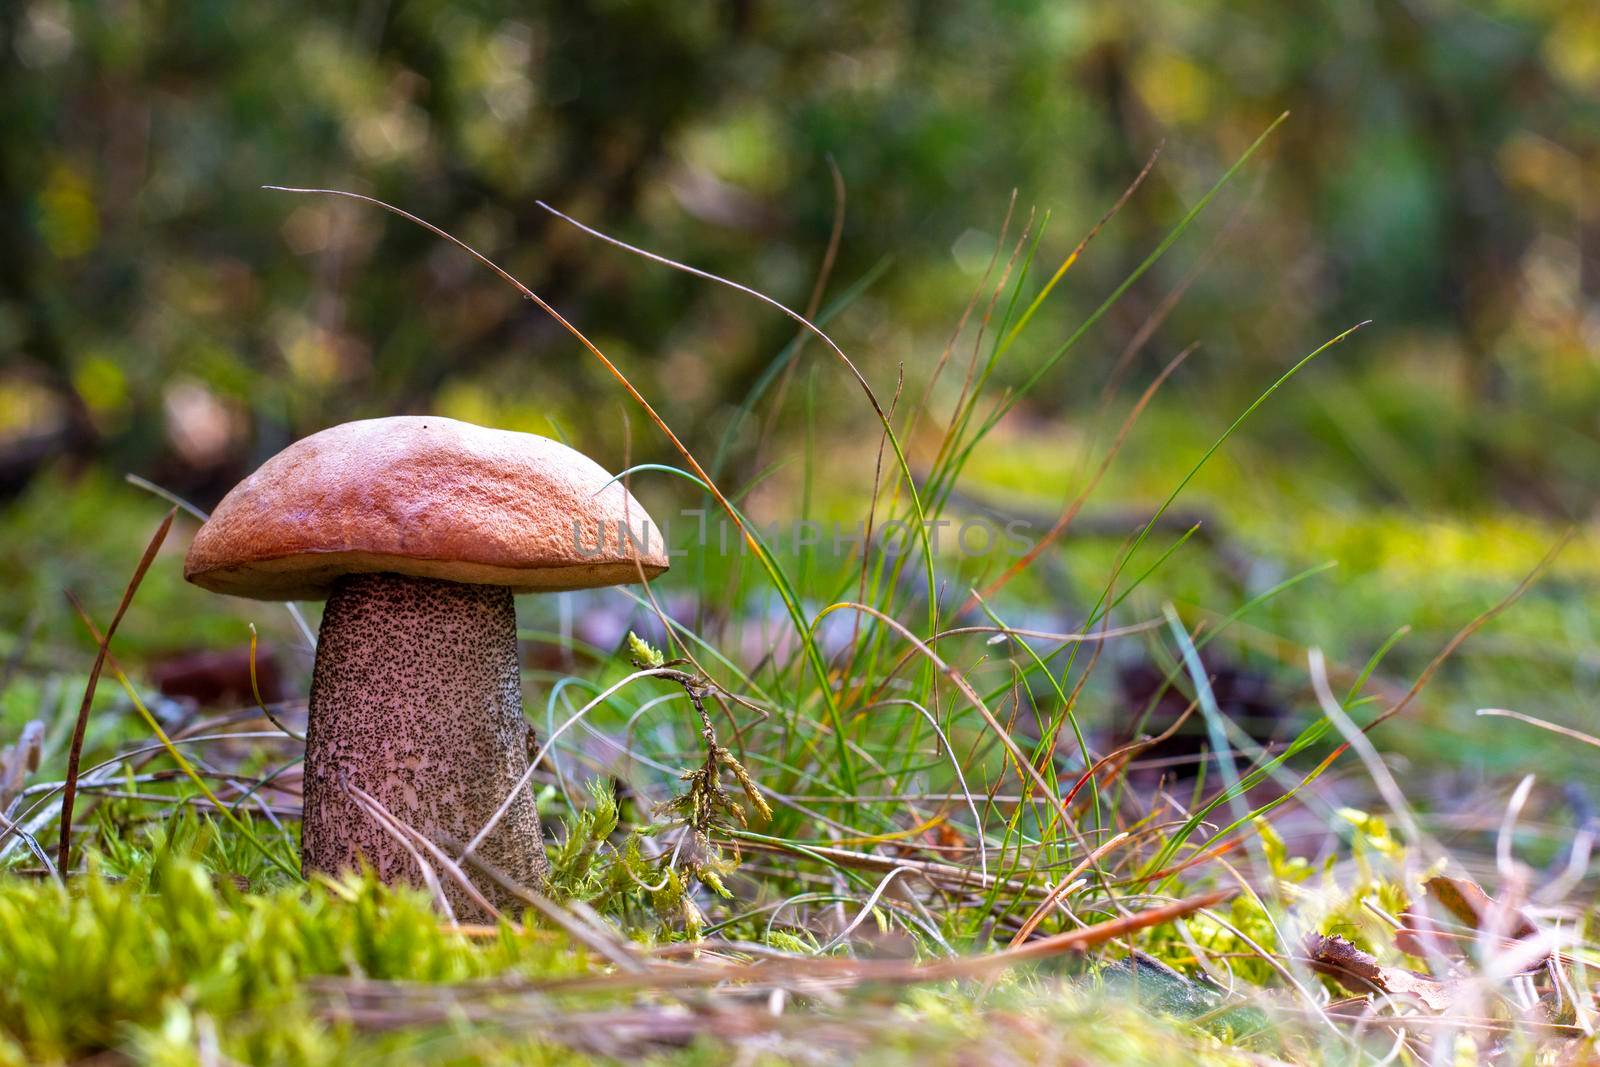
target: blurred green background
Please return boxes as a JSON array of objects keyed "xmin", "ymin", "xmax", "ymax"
[{"xmin": 2, "ymin": 0, "xmax": 1598, "ymax": 779}]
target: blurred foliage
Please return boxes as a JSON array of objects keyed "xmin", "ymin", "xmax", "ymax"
[{"xmin": 1, "ymin": 0, "xmax": 1597, "ymax": 511}]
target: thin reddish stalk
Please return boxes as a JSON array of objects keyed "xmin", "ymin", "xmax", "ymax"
[{"xmin": 58, "ymin": 507, "xmax": 175, "ymax": 872}]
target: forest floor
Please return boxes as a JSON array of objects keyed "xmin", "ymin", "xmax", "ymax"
[{"xmin": 3, "ymin": 163, "xmax": 1598, "ymax": 1065}]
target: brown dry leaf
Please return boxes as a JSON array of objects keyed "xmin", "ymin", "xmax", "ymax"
[
  {"xmin": 1423, "ymin": 875, "xmax": 1538, "ymax": 939},
  {"xmin": 1396, "ymin": 876, "xmax": 1544, "ymax": 967},
  {"xmin": 1304, "ymin": 932, "xmax": 1453, "ymax": 1011}
]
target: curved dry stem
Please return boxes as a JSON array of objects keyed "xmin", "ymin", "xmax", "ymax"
[
  {"xmin": 908, "ymin": 191, "xmax": 1018, "ymax": 443},
  {"xmin": 961, "ymin": 342, "xmax": 1196, "ymax": 613},
  {"xmin": 460, "ymin": 667, "xmax": 686, "ymax": 860},
  {"xmin": 263, "ymin": 184, "xmax": 865, "ymax": 786},
  {"xmin": 262, "ymin": 186, "xmax": 751, "ymax": 553},
  {"xmin": 811, "ymin": 600, "xmax": 1076, "ymax": 832},
  {"xmin": 859, "ymin": 698, "xmax": 987, "ymax": 879},
  {"xmin": 532, "ymin": 199, "xmax": 943, "ymax": 642}
]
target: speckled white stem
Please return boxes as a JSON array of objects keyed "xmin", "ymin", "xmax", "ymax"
[{"xmin": 301, "ymin": 572, "xmax": 548, "ymax": 920}]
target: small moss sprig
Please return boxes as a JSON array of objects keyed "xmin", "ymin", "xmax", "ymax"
[{"xmin": 627, "ymin": 632, "xmax": 770, "ymax": 901}]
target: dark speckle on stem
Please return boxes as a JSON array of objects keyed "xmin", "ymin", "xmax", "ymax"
[{"xmin": 301, "ymin": 572, "xmax": 547, "ymax": 921}]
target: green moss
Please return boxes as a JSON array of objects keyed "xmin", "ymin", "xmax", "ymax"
[{"xmin": 0, "ymin": 854, "xmax": 590, "ymax": 1065}]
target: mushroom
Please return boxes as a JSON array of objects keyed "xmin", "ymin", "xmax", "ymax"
[{"xmin": 183, "ymin": 416, "xmax": 667, "ymax": 919}]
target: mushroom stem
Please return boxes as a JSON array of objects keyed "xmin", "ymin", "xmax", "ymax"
[{"xmin": 302, "ymin": 572, "xmax": 547, "ymax": 920}]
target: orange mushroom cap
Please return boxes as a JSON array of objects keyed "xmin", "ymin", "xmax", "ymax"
[{"xmin": 184, "ymin": 416, "xmax": 668, "ymax": 600}]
